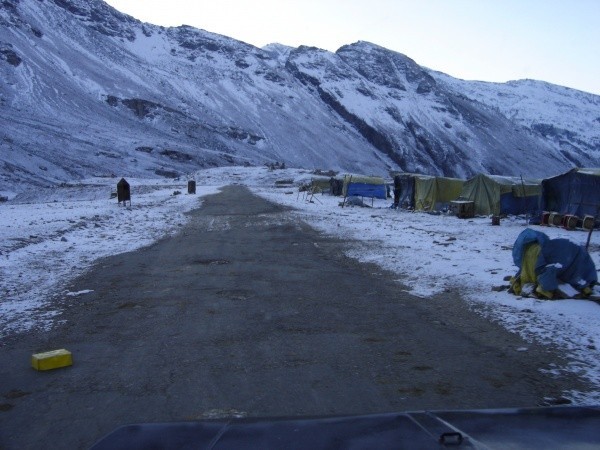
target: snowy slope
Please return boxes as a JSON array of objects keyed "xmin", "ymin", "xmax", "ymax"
[
  {"xmin": 432, "ymin": 73, "xmax": 600, "ymax": 167},
  {"xmin": 1, "ymin": 0, "xmax": 599, "ymax": 196},
  {"xmin": 286, "ymin": 41, "xmax": 582, "ymax": 178},
  {"xmin": 0, "ymin": 0, "xmax": 395, "ymax": 195}
]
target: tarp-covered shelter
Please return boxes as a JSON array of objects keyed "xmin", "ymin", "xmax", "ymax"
[
  {"xmin": 390, "ymin": 173, "xmax": 418, "ymax": 209},
  {"xmin": 414, "ymin": 176, "xmax": 464, "ymax": 212},
  {"xmin": 541, "ymin": 168, "xmax": 600, "ymax": 218},
  {"xmin": 459, "ymin": 174, "xmax": 541, "ymax": 216},
  {"xmin": 510, "ymin": 228, "xmax": 597, "ymax": 299},
  {"xmin": 310, "ymin": 177, "xmax": 333, "ymax": 194},
  {"xmin": 342, "ymin": 175, "xmax": 387, "ymax": 200}
]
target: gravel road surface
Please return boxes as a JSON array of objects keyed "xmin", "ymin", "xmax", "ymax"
[{"xmin": 0, "ymin": 186, "xmax": 587, "ymax": 449}]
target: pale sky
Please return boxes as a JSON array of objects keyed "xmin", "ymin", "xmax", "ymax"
[{"xmin": 104, "ymin": 0, "xmax": 600, "ymax": 95}]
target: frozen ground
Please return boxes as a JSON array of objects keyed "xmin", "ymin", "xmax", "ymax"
[
  {"xmin": 1, "ymin": 166, "xmax": 599, "ymax": 403},
  {"xmin": 1, "ymin": 178, "xmax": 220, "ymax": 336}
]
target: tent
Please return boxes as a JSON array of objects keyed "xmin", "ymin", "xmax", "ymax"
[
  {"xmin": 459, "ymin": 174, "xmax": 541, "ymax": 216},
  {"xmin": 414, "ymin": 176, "xmax": 464, "ymax": 212},
  {"xmin": 510, "ymin": 228, "xmax": 597, "ymax": 299},
  {"xmin": 541, "ymin": 168, "xmax": 600, "ymax": 219},
  {"xmin": 342, "ymin": 175, "xmax": 387, "ymax": 200},
  {"xmin": 310, "ymin": 177, "xmax": 333, "ymax": 194},
  {"xmin": 389, "ymin": 173, "xmax": 418, "ymax": 209}
]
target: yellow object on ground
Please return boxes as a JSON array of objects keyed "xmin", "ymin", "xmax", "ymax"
[
  {"xmin": 535, "ymin": 285, "xmax": 554, "ymax": 299},
  {"xmin": 31, "ymin": 349, "xmax": 73, "ymax": 371},
  {"xmin": 520, "ymin": 244, "xmax": 541, "ymax": 285},
  {"xmin": 510, "ymin": 243, "xmax": 541, "ymax": 296}
]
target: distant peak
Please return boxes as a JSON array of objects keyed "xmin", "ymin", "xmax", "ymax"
[
  {"xmin": 262, "ymin": 43, "xmax": 295, "ymax": 63},
  {"xmin": 262, "ymin": 43, "xmax": 294, "ymax": 51},
  {"xmin": 337, "ymin": 40, "xmax": 379, "ymax": 52}
]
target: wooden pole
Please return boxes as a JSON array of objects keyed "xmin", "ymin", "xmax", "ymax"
[
  {"xmin": 585, "ymin": 206, "xmax": 599, "ymax": 252},
  {"xmin": 520, "ymin": 174, "xmax": 528, "ymax": 226}
]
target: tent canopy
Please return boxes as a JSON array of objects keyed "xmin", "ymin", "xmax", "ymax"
[
  {"xmin": 390, "ymin": 172, "xmax": 421, "ymax": 209},
  {"xmin": 414, "ymin": 176, "xmax": 464, "ymax": 212},
  {"xmin": 342, "ymin": 174, "xmax": 387, "ymax": 199},
  {"xmin": 459, "ymin": 174, "xmax": 541, "ymax": 216},
  {"xmin": 541, "ymin": 168, "xmax": 600, "ymax": 218},
  {"xmin": 310, "ymin": 177, "xmax": 332, "ymax": 193}
]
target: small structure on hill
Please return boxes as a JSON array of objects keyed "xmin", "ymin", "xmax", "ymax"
[{"xmin": 188, "ymin": 180, "xmax": 196, "ymax": 194}]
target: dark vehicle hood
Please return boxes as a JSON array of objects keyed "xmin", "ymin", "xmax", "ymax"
[{"xmin": 91, "ymin": 405, "xmax": 600, "ymax": 449}]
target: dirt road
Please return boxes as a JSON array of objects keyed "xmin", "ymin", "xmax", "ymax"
[{"xmin": 0, "ymin": 186, "xmax": 587, "ymax": 448}]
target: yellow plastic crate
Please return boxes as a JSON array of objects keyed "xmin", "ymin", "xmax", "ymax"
[{"xmin": 31, "ymin": 349, "xmax": 73, "ymax": 371}]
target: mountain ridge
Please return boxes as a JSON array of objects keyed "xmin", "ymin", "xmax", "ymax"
[{"xmin": 1, "ymin": 0, "xmax": 598, "ymax": 195}]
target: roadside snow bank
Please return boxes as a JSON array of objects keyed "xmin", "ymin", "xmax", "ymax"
[{"xmin": 0, "ymin": 178, "xmax": 221, "ymax": 336}]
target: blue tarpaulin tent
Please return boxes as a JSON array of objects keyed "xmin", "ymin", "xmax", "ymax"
[
  {"xmin": 342, "ymin": 175, "xmax": 387, "ymax": 200},
  {"xmin": 541, "ymin": 168, "xmax": 600, "ymax": 218}
]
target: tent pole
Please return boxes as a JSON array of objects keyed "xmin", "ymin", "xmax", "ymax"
[
  {"xmin": 585, "ymin": 206, "xmax": 599, "ymax": 252},
  {"xmin": 520, "ymin": 174, "xmax": 528, "ymax": 226}
]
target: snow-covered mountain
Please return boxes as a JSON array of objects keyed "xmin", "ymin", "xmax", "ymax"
[
  {"xmin": 432, "ymin": 74, "xmax": 600, "ymax": 169},
  {"xmin": 1, "ymin": 0, "xmax": 599, "ymax": 195}
]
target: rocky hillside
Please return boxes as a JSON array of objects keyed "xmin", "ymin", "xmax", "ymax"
[{"xmin": 1, "ymin": 0, "xmax": 598, "ymax": 194}]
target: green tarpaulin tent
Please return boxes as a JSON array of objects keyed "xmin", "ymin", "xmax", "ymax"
[
  {"xmin": 459, "ymin": 174, "xmax": 541, "ymax": 216},
  {"xmin": 310, "ymin": 177, "xmax": 333, "ymax": 194},
  {"xmin": 414, "ymin": 176, "xmax": 464, "ymax": 212}
]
